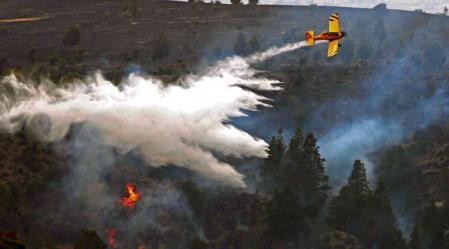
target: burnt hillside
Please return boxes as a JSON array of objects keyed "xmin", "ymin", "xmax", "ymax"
[{"xmin": 1, "ymin": 0, "xmax": 448, "ymax": 70}]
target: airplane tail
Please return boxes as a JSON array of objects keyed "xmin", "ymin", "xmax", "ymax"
[{"xmin": 305, "ymin": 31, "xmax": 314, "ymax": 46}]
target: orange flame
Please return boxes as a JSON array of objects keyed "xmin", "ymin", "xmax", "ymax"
[
  {"xmin": 138, "ymin": 246, "xmax": 144, "ymax": 249},
  {"xmin": 107, "ymin": 228, "xmax": 118, "ymax": 249},
  {"xmin": 120, "ymin": 183, "xmax": 141, "ymax": 209}
]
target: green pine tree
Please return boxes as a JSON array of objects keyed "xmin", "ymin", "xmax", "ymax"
[
  {"xmin": 374, "ymin": 181, "xmax": 408, "ymax": 249},
  {"xmin": 286, "ymin": 128, "xmax": 304, "ymax": 159},
  {"xmin": 299, "ymin": 133, "xmax": 330, "ymax": 216},
  {"xmin": 347, "ymin": 159, "xmax": 371, "ymax": 195},
  {"xmin": 411, "ymin": 201, "xmax": 449, "ymax": 249},
  {"xmin": 265, "ymin": 186, "xmax": 304, "ymax": 243},
  {"xmin": 327, "ymin": 160, "xmax": 374, "ymax": 245},
  {"xmin": 259, "ymin": 128, "xmax": 285, "ymax": 193},
  {"xmin": 328, "ymin": 167, "xmax": 409, "ymax": 249}
]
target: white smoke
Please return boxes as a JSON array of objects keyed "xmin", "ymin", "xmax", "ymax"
[{"xmin": 0, "ymin": 41, "xmax": 310, "ymax": 187}]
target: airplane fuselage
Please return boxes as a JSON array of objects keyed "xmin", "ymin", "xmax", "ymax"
[
  {"xmin": 305, "ymin": 12, "xmax": 346, "ymax": 57},
  {"xmin": 314, "ymin": 31, "xmax": 345, "ymax": 42}
]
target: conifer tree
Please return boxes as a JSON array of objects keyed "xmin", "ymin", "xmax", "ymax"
[
  {"xmin": 300, "ymin": 133, "xmax": 329, "ymax": 216},
  {"xmin": 347, "ymin": 159, "xmax": 371, "ymax": 195},
  {"xmin": 259, "ymin": 129, "xmax": 285, "ymax": 193},
  {"xmin": 286, "ymin": 128, "xmax": 304, "ymax": 159},
  {"xmin": 410, "ymin": 201, "xmax": 449, "ymax": 249},
  {"xmin": 265, "ymin": 186, "xmax": 304, "ymax": 243},
  {"xmin": 327, "ymin": 160, "xmax": 374, "ymax": 244},
  {"xmin": 374, "ymin": 181, "xmax": 408, "ymax": 249},
  {"xmin": 328, "ymin": 165, "xmax": 408, "ymax": 248},
  {"xmin": 269, "ymin": 129, "xmax": 330, "ymax": 217},
  {"xmin": 280, "ymin": 128, "xmax": 304, "ymax": 196}
]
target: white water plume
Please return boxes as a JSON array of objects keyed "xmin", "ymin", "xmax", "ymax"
[
  {"xmin": 246, "ymin": 40, "xmax": 324, "ymax": 63},
  {"xmin": 0, "ymin": 41, "xmax": 310, "ymax": 187}
]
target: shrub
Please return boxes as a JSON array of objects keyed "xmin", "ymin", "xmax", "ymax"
[
  {"xmin": 233, "ymin": 33, "xmax": 248, "ymax": 56},
  {"xmin": 230, "ymin": 0, "xmax": 241, "ymax": 4},
  {"xmin": 0, "ymin": 58, "xmax": 8, "ymax": 75},
  {"xmin": 29, "ymin": 64, "xmax": 47, "ymax": 82},
  {"xmin": 73, "ymin": 230, "xmax": 106, "ymax": 249},
  {"xmin": 103, "ymin": 11, "xmax": 112, "ymax": 18},
  {"xmin": 104, "ymin": 68, "xmax": 125, "ymax": 85},
  {"xmin": 60, "ymin": 72, "xmax": 83, "ymax": 85},
  {"xmin": 298, "ymin": 56, "xmax": 308, "ymax": 66},
  {"xmin": 0, "ymin": 26, "xmax": 7, "ymax": 34},
  {"xmin": 25, "ymin": 177, "xmax": 47, "ymax": 194},
  {"xmin": 122, "ymin": 0, "xmax": 138, "ymax": 19},
  {"xmin": 62, "ymin": 25, "xmax": 81, "ymax": 47},
  {"xmin": 0, "ymin": 181, "xmax": 12, "ymax": 210},
  {"xmin": 423, "ymin": 43, "xmax": 446, "ymax": 70},
  {"xmin": 190, "ymin": 236, "xmax": 208, "ymax": 249},
  {"xmin": 150, "ymin": 32, "xmax": 171, "ymax": 61},
  {"xmin": 248, "ymin": 0, "xmax": 259, "ymax": 5},
  {"xmin": 248, "ymin": 35, "xmax": 260, "ymax": 53}
]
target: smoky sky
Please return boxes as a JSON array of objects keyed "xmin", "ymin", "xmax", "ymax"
[{"xmin": 177, "ymin": 0, "xmax": 449, "ymax": 13}]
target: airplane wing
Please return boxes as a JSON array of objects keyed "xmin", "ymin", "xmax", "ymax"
[
  {"xmin": 327, "ymin": 40, "xmax": 339, "ymax": 57},
  {"xmin": 329, "ymin": 13, "xmax": 339, "ymax": 32}
]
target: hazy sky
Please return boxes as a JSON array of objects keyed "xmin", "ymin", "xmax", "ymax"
[
  {"xmin": 183, "ymin": 0, "xmax": 449, "ymax": 14},
  {"xmin": 265, "ymin": 0, "xmax": 448, "ymax": 13}
]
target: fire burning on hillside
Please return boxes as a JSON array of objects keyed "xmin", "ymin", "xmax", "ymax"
[
  {"xmin": 106, "ymin": 183, "xmax": 143, "ymax": 248},
  {"xmin": 107, "ymin": 227, "xmax": 145, "ymax": 249},
  {"xmin": 107, "ymin": 228, "xmax": 118, "ymax": 249},
  {"xmin": 120, "ymin": 183, "xmax": 141, "ymax": 209},
  {"xmin": 0, "ymin": 39, "xmax": 312, "ymax": 247}
]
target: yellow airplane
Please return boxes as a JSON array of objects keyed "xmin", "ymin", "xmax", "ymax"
[{"xmin": 305, "ymin": 13, "xmax": 346, "ymax": 57}]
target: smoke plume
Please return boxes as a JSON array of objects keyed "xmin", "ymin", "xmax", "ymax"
[{"xmin": 0, "ymin": 41, "xmax": 310, "ymax": 188}]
